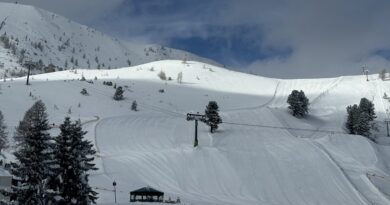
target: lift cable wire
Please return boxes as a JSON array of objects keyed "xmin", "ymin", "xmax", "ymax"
[
  {"xmin": 68, "ymin": 80, "xmax": 346, "ymax": 134},
  {"xmin": 222, "ymin": 121, "xmax": 345, "ymax": 134}
]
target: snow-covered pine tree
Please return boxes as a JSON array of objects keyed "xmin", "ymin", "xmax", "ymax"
[
  {"xmin": 0, "ymin": 110, "xmax": 8, "ymax": 152},
  {"xmin": 346, "ymin": 104, "xmax": 359, "ymax": 134},
  {"xmin": 345, "ymin": 98, "xmax": 376, "ymax": 140},
  {"xmin": 204, "ymin": 101, "xmax": 222, "ymax": 133},
  {"xmin": 55, "ymin": 117, "xmax": 98, "ymax": 204},
  {"xmin": 113, "ymin": 86, "xmax": 124, "ymax": 101},
  {"xmin": 287, "ymin": 90, "xmax": 309, "ymax": 118},
  {"xmin": 80, "ymin": 73, "xmax": 86, "ymax": 81},
  {"xmin": 358, "ymin": 98, "xmax": 376, "ymax": 122},
  {"xmin": 355, "ymin": 111, "xmax": 372, "ymax": 137},
  {"xmin": 10, "ymin": 100, "xmax": 56, "ymax": 204},
  {"xmin": 379, "ymin": 69, "xmax": 387, "ymax": 81},
  {"xmin": 158, "ymin": 70, "xmax": 166, "ymax": 80},
  {"xmin": 131, "ymin": 100, "xmax": 138, "ymax": 111}
]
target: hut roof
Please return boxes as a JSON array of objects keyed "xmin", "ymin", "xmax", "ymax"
[{"xmin": 130, "ymin": 186, "xmax": 163, "ymax": 195}]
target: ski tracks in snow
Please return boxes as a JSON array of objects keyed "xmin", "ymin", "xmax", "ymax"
[
  {"xmin": 309, "ymin": 140, "xmax": 371, "ymax": 205},
  {"xmin": 310, "ymin": 76, "xmax": 344, "ymax": 106},
  {"xmin": 221, "ymin": 81, "xmax": 280, "ymax": 112}
]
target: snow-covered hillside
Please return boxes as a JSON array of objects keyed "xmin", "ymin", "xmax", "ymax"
[
  {"xmin": 0, "ymin": 2, "xmax": 219, "ymax": 78},
  {"xmin": 1, "ymin": 60, "xmax": 390, "ymax": 205}
]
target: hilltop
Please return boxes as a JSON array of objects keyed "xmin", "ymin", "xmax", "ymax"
[{"xmin": 0, "ymin": 2, "xmax": 219, "ymax": 78}]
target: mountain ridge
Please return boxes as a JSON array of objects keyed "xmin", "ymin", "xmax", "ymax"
[{"xmin": 0, "ymin": 2, "xmax": 220, "ymax": 78}]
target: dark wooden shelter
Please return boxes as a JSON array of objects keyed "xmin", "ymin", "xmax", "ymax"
[{"xmin": 130, "ymin": 186, "xmax": 164, "ymax": 202}]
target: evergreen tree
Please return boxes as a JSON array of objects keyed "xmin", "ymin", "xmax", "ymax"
[
  {"xmin": 359, "ymin": 98, "xmax": 376, "ymax": 122},
  {"xmin": 346, "ymin": 104, "xmax": 360, "ymax": 135},
  {"xmin": 379, "ymin": 69, "xmax": 387, "ymax": 80},
  {"xmin": 204, "ymin": 101, "xmax": 222, "ymax": 133},
  {"xmin": 355, "ymin": 111, "xmax": 372, "ymax": 137},
  {"xmin": 131, "ymin": 100, "xmax": 137, "ymax": 111},
  {"xmin": 80, "ymin": 74, "xmax": 86, "ymax": 81},
  {"xmin": 113, "ymin": 86, "xmax": 124, "ymax": 101},
  {"xmin": 345, "ymin": 98, "xmax": 377, "ymax": 139},
  {"xmin": 287, "ymin": 90, "xmax": 309, "ymax": 118},
  {"xmin": 80, "ymin": 88, "xmax": 88, "ymax": 96},
  {"xmin": 10, "ymin": 100, "xmax": 56, "ymax": 204},
  {"xmin": 158, "ymin": 71, "xmax": 166, "ymax": 80},
  {"xmin": 54, "ymin": 117, "xmax": 98, "ymax": 204},
  {"xmin": 0, "ymin": 110, "xmax": 8, "ymax": 152}
]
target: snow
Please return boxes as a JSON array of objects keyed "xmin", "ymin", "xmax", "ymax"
[
  {"xmin": 0, "ymin": 2, "xmax": 220, "ymax": 77},
  {"xmin": 1, "ymin": 60, "xmax": 390, "ymax": 204}
]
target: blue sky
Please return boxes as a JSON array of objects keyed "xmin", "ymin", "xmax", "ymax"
[
  {"xmin": 91, "ymin": 0, "xmax": 294, "ymax": 69},
  {"xmin": 2, "ymin": 0, "xmax": 390, "ymax": 78}
]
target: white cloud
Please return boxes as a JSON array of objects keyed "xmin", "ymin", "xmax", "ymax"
[
  {"xmin": 219, "ymin": 0, "xmax": 390, "ymax": 77},
  {"xmin": 2, "ymin": 0, "xmax": 390, "ymax": 78}
]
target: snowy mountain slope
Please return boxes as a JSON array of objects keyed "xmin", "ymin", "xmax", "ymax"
[
  {"xmin": 1, "ymin": 60, "xmax": 390, "ymax": 204},
  {"xmin": 0, "ymin": 2, "xmax": 220, "ymax": 78}
]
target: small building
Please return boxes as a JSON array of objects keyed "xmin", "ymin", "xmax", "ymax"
[{"xmin": 130, "ymin": 186, "xmax": 164, "ymax": 203}]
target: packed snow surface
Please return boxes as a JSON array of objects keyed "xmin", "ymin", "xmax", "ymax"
[{"xmin": 1, "ymin": 60, "xmax": 390, "ymax": 205}]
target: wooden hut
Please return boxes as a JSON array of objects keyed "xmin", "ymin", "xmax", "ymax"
[{"xmin": 130, "ymin": 186, "xmax": 164, "ymax": 202}]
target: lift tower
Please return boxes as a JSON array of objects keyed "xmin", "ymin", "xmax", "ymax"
[{"xmin": 186, "ymin": 113, "xmax": 206, "ymax": 147}]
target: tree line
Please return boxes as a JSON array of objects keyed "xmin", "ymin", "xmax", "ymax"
[{"xmin": 286, "ymin": 89, "xmax": 377, "ymax": 141}]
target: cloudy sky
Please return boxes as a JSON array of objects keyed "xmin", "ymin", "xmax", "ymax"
[{"xmin": 3, "ymin": 0, "xmax": 390, "ymax": 78}]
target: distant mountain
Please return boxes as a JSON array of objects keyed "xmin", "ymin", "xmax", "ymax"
[{"xmin": 0, "ymin": 2, "xmax": 220, "ymax": 78}]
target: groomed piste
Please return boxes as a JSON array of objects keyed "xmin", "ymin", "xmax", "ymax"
[{"xmin": 1, "ymin": 60, "xmax": 390, "ymax": 205}]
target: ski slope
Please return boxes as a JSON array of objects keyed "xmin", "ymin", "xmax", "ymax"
[{"xmin": 1, "ymin": 60, "xmax": 390, "ymax": 204}]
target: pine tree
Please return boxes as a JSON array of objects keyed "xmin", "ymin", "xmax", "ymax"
[
  {"xmin": 0, "ymin": 110, "xmax": 8, "ymax": 152},
  {"xmin": 54, "ymin": 117, "xmax": 98, "ymax": 204},
  {"xmin": 10, "ymin": 100, "xmax": 56, "ymax": 204},
  {"xmin": 158, "ymin": 71, "xmax": 166, "ymax": 80},
  {"xmin": 80, "ymin": 88, "xmax": 88, "ymax": 96},
  {"xmin": 359, "ymin": 98, "xmax": 376, "ymax": 122},
  {"xmin": 346, "ymin": 104, "xmax": 359, "ymax": 134},
  {"xmin": 345, "ymin": 98, "xmax": 376, "ymax": 140},
  {"xmin": 204, "ymin": 101, "xmax": 222, "ymax": 133},
  {"xmin": 131, "ymin": 100, "xmax": 138, "ymax": 111},
  {"xmin": 287, "ymin": 90, "xmax": 309, "ymax": 118},
  {"xmin": 113, "ymin": 86, "xmax": 124, "ymax": 101},
  {"xmin": 80, "ymin": 74, "xmax": 86, "ymax": 81},
  {"xmin": 355, "ymin": 112, "xmax": 372, "ymax": 137},
  {"xmin": 379, "ymin": 69, "xmax": 387, "ymax": 80}
]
